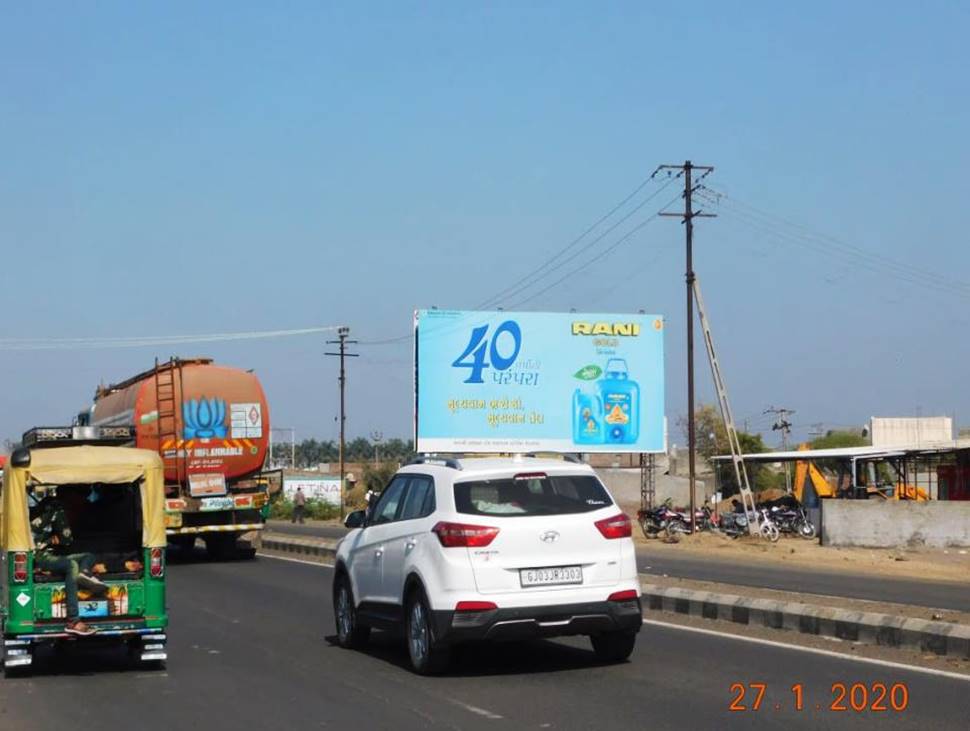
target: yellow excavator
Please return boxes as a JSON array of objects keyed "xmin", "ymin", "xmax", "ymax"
[{"xmin": 792, "ymin": 444, "xmax": 929, "ymax": 502}]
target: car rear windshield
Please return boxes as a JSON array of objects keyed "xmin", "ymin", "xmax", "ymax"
[{"xmin": 453, "ymin": 475, "xmax": 613, "ymax": 517}]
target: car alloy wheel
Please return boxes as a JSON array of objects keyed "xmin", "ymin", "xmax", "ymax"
[
  {"xmin": 408, "ymin": 600, "xmax": 429, "ymax": 667},
  {"xmin": 336, "ymin": 583, "xmax": 354, "ymax": 643}
]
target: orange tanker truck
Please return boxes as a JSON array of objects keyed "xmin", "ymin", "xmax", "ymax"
[{"xmin": 79, "ymin": 358, "xmax": 271, "ymax": 557}]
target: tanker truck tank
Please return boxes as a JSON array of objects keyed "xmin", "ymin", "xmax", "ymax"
[{"xmin": 89, "ymin": 358, "xmax": 272, "ymax": 557}]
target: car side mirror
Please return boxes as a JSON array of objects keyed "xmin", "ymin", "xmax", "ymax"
[{"xmin": 344, "ymin": 510, "xmax": 366, "ymax": 529}]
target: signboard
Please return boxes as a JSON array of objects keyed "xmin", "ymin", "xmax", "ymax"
[
  {"xmin": 188, "ymin": 472, "xmax": 227, "ymax": 497},
  {"xmin": 415, "ymin": 310, "xmax": 665, "ymax": 453},
  {"xmin": 284, "ymin": 476, "xmax": 341, "ymax": 506},
  {"xmin": 231, "ymin": 402, "xmax": 263, "ymax": 439}
]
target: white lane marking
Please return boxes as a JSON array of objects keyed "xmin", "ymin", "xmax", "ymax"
[
  {"xmin": 257, "ymin": 552, "xmax": 334, "ymax": 569},
  {"xmin": 448, "ymin": 699, "xmax": 504, "ymax": 720},
  {"xmin": 642, "ymin": 618, "xmax": 970, "ymax": 682}
]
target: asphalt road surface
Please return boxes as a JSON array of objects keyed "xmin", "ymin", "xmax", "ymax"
[
  {"xmin": 267, "ymin": 521, "xmax": 970, "ymax": 612},
  {"xmin": 2, "ymin": 555, "xmax": 966, "ymax": 730}
]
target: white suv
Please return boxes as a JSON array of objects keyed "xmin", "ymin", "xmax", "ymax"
[{"xmin": 332, "ymin": 456, "xmax": 641, "ymax": 674}]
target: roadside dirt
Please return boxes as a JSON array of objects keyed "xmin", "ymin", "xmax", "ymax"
[{"xmin": 634, "ymin": 530, "xmax": 970, "ymax": 584}]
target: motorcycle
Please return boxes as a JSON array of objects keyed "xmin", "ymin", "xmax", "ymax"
[
  {"xmin": 662, "ymin": 505, "xmax": 718, "ymax": 539},
  {"xmin": 719, "ymin": 509, "xmax": 749, "ymax": 539},
  {"xmin": 760, "ymin": 496, "xmax": 817, "ymax": 540},
  {"xmin": 757, "ymin": 508, "xmax": 780, "ymax": 543},
  {"xmin": 637, "ymin": 503, "xmax": 715, "ymax": 539},
  {"xmin": 637, "ymin": 505, "xmax": 671, "ymax": 538}
]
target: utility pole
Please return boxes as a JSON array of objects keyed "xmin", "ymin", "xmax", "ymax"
[
  {"xmin": 657, "ymin": 160, "xmax": 715, "ymax": 534},
  {"xmin": 765, "ymin": 406, "xmax": 795, "ymax": 491},
  {"xmin": 370, "ymin": 430, "xmax": 384, "ymax": 467},
  {"xmin": 326, "ymin": 326, "xmax": 358, "ymax": 517}
]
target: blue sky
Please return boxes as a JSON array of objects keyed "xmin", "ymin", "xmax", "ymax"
[{"xmin": 2, "ymin": 2, "xmax": 969, "ymax": 448}]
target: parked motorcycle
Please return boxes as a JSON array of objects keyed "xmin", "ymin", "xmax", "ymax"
[
  {"xmin": 637, "ymin": 505, "xmax": 670, "ymax": 538},
  {"xmin": 760, "ymin": 495, "xmax": 817, "ymax": 540},
  {"xmin": 637, "ymin": 502, "xmax": 716, "ymax": 539},
  {"xmin": 757, "ymin": 508, "xmax": 780, "ymax": 543},
  {"xmin": 719, "ymin": 509, "xmax": 749, "ymax": 538}
]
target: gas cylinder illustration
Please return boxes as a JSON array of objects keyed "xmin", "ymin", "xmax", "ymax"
[{"xmin": 598, "ymin": 358, "xmax": 639, "ymax": 444}]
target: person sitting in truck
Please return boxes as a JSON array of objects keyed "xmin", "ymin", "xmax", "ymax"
[{"xmin": 30, "ymin": 489, "xmax": 109, "ymax": 636}]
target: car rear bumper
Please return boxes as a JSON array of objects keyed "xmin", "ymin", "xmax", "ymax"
[{"xmin": 431, "ymin": 597, "xmax": 642, "ymax": 644}]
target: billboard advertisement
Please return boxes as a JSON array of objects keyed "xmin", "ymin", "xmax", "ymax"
[
  {"xmin": 415, "ymin": 310, "xmax": 665, "ymax": 453},
  {"xmin": 283, "ymin": 476, "xmax": 341, "ymax": 506}
]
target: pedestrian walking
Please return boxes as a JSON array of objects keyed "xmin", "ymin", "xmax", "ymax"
[{"xmin": 293, "ymin": 487, "xmax": 307, "ymax": 524}]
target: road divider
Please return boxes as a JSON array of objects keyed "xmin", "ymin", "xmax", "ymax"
[
  {"xmin": 261, "ymin": 534, "xmax": 337, "ymax": 561},
  {"xmin": 640, "ymin": 582, "xmax": 970, "ymax": 659}
]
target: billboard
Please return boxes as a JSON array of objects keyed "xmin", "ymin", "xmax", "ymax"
[
  {"xmin": 415, "ymin": 310, "xmax": 665, "ymax": 453},
  {"xmin": 283, "ymin": 476, "xmax": 341, "ymax": 506}
]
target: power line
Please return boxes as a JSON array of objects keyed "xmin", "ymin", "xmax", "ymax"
[
  {"xmin": 476, "ymin": 172, "xmax": 673, "ymax": 309},
  {"xmin": 697, "ymin": 187, "xmax": 970, "ymax": 300},
  {"xmin": 482, "ymin": 176, "xmax": 679, "ymax": 309},
  {"xmin": 506, "ymin": 194, "xmax": 681, "ymax": 309},
  {"xmin": 359, "ymin": 184, "xmax": 683, "ymax": 346},
  {"xmin": 0, "ymin": 325, "xmax": 344, "ymax": 351}
]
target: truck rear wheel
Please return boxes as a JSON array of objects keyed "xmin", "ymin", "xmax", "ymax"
[
  {"xmin": 169, "ymin": 535, "xmax": 197, "ymax": 552},
  {"xmin": 204, "ymin": 533, "xmax": 239, "ymax": 560}
]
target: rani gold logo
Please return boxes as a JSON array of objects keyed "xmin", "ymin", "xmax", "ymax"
[{"xmin": 571, "ymin": 322, "xmax": 641, "ymax": 337}]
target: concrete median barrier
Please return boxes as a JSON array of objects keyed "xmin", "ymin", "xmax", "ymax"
[
  {"xmin": 640, "ymin": 581, "xmax": 970, "ymax": 659},
  {"xmin": 261, "ymin": 534, "xmax": 337, "ymax": 561}
]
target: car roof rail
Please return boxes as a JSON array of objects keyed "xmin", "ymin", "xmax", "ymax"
[
  {"xmin": 522, "ymin": 452, "xmax": 585, "ymax": 464},
  {"xmin": 408, "ymin": 455, "xmax": 463, "ymax": 470}
]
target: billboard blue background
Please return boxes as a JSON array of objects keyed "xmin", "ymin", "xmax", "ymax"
[{"xmin": 416, "ymin": 310, "xmax": 665, "ymax": 453}]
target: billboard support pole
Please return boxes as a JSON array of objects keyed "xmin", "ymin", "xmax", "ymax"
[
  {"xmin": 326, "ymin": 327, "xmax": 358, "ymax": 518},
  {"xmin": 658, "ymin": 160, "xmax": 715, "ymax": 534}
]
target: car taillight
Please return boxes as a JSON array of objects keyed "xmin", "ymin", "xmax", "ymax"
[
  {"xmin": 608, "ymin": 589, "xmax": 639, "ymax": 602},
  {"xmin": 150, "ymin": 548, "xmax": 164, "ymax": 578},
  {"xmin": 432, "ymin": 522, "xmax": 499, "ymax": 548},
  {"xmin": 595, "ymin": 513, "xmax": 632, "ymax": 539},
  {"xmin": 455, "ymin": 601, "xmax": 498, "ymax": 612},
  {"xmin": 13, "ymin": 552, "xmax": 28, "ymax": 582}
]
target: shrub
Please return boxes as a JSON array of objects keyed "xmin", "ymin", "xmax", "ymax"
[{"xmin": 269, "ymin": 496, "xmax": 341, "ymax": 521}]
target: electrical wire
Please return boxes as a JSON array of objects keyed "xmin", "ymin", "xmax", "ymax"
[
  {"xmin": 506, "ymin": 192, "xmax": 683, "ymax": 309},
  {"xmin": 476, "ymin": 170, "xmax": 677, "ymax": 310},
  {"xmin": 0, "ymin": 325, "xmax": 344, "ymax": 351},
  {"xmin": 697, "ymin": 187, "xmax": 970, "ymax": 300},
  {"xmin": 359, "ymin": 174, "xmax": 682, "ymax": 346},
  {"xmin": 484, "ymin": 177, "xmax": 679, "ymax": 309}
]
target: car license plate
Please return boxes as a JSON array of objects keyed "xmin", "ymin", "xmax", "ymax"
[{"xmin": 519, "ymin": 566, "xmax": 583, "ymax": 587}]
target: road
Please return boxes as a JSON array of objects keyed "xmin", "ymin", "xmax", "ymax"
[
  {"xmin": 268, "ymin": 520, "xmax": 970, "ymax": 612},
  {"xmin": 2, "ymin": 555, "xmax": 966, "ymax": 730}
]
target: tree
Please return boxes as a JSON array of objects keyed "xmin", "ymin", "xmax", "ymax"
[
  {"xmin": 290, "ymin": 436, "xmax": 415, "ymax": 468},
  {"xmin": 361, "ymin": 462, "xmax": 397, "ymax": 493},
  {"xmin": 676, "ymin": 404, "xmax": 767, "ymax": 461},
  {"xmin": 809, "ymin": 429, "xmax": 869, "ymax": 450},
  {"xmin": 679, "ymin": 404, "xmax": 787, "ymax": 495}
]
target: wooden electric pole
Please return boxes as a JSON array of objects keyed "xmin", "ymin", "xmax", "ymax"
[
  {"xmin": 657, "ymin": 160, "xmax": 715, "ymax": 534},
  {"xmin": 326, "ymin": 326, "xmax": 358, "ymax": 517}
]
